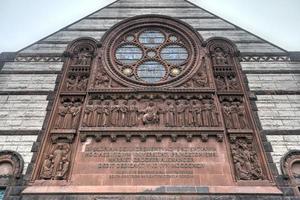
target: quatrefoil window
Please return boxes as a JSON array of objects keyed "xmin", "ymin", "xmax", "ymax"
[{"xmin": 114, "ymin": 28, "xmax": 189, "ymax": 84}]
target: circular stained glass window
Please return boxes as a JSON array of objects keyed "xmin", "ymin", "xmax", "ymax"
[
  {"xmin": 115, "ymin": 44, "xmax": 143, "ymax": 64},
  {"xmin": 137, "ymin": 61, "xmax": 166, "ymax": 83},
  {"xmin": 161, "ymin": 44, "xmax": 188, "ymax": 65},
  {"xmin": 139, "ymin": 30, "xmax": 165, "ymax": 48},
  {"xmin": 104, "ymin": 17, "xmax": 201, "ymax": 86}
]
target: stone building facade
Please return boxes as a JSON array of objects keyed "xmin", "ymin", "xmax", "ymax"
[{"xmin": 0, "ymin": 0, "xmax": 299, "ymax": 199}]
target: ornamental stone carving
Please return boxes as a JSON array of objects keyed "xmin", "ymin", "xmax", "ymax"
[
  {"xmin": 81, "ymin": 94, "xmax": 220, "ymax": 128},
  {"xmin": 54, "ymin": 97, "xmax": 83, "ymax": 130},
  {"xmin": 220, "ymin": 96, "xmax": 250, "ymax": 130},
  {"xmin": 32, "ymin": 16, "xmax": 273, "ymax": 188},
  {"xmin": 40, "ymin": 143, "xmax": 71, "ymax": 180},
  {"xmin": 230, "ymin": 135, "xmax": 264, "ymax": 181}
]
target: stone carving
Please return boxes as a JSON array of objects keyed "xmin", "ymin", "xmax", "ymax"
[
  {"xmin": 92, "ymin": 66, "xmax": 124, "ymax": 89},
  {"xmin": 221, "ymin": 98, "xmax": 250, "ymax": 129},
  {"xmin": 54, "ymin": 98, "xmax": 83, "ymax": 129},
  {"xmin": 65, "ymin": 74, "xmax": 89, "ymax": 91},
  {"xmin": 181, "ymin": 59, "xmax": 209, "ymax": 88},
  {"xmin": 40, "ymin": 143, "xmax": 71, "ymax": 180},
  {"xmin": 141, "ymin": 103, "xmax": 161, "ymax": 125},
  {"xmin": 230, "ymin": 136, "xmax": 264, "ymax": 180},
  {"xmin": 215, "ymin": 74, "xmax": 240, "ymax": 91},
  {"xmin": 74, "ymin": 51, "xmax": 92, "ymax": 66},
  {"xmin": 94, "ymin": 68, "xmax": 110, "ymax": 88},
  {"xmin": 81, "ymin": 97, "xmax": 220, "ymax": 128},
  {"xmin": 212, "ymin": 47, "xmax": 229, "ymax": 65},
  {"xmin": 0, "ymin": 150, "xmax": 24, "ymax": 179}
]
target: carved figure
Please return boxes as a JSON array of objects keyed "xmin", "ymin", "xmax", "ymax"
[
  {"xmin": 66, "ymin": 75, "xmax": 77, "ymax": 91},
  {"xmin": 142, "ymin": 103, "xmax": 160, "ymax": 125},
  {"xmin": 192, "ymin": 71, "xmax": 208, "ymax": 87},
  {"xmin": 75, "ymin": 52, "xmax": 91, "ymax": 65},
  {"xmin": 185, "ymin": 101, "xmax": 194, "ymax": 126},
  {"xmin": 111, "ymin": 101, "xmax": 120, "ymax": 126},
  {"xmin": 40, "ymin": 143, "xmax": 70, "ymax": 180},
  {"xmin": 231, "ymin": 138, "xmax": 263, "ymax": 180},
  {"xmin": 223, "ymin": 102, "xmax": 233, "ymax": 129},
  {"xmin": 101, "ymin": 102, "xmax": 111, "ymax": 127},
  {"xmin": 191, "ymin": 101, "xmax": 198, "ymax": 126},
  {"xmin": 82, "ymin": 101, "xmax": 94, "ymax": 127},
  {"xmin": 94, "ymin": 71, "xmax": 110, "ymax": 88},
  {"xmin": 120, "ymin": 101, "xmax": 129, "ymax": 127},
  {"xmin": 54, "ymin": 102, "xmax": 68, "ymax": 129},
  {"xmin": 77, "ymin": 75, "xmax": 89, "ymax": 91},
  {"xmin": 196, "ymin": 101, "xmax": 203, "ymax": 126},
  {"xmin": 165, "ymin": 101, "xmax": 176, "ymax": 127},
  {"xmin": 40, "ymin": 155, "xmax": 54, "ymax": 179},
  {"xmin": 214, "ymin": 47, "xmax": 228, "ymax": 65},
  {"xmin": 128, "ymin": 101, "xmax": 139, "ymax": 127},
  {"xmin": 215, "ymin": 75, "xmax": 226, "ymax": 90},
  {"xmin": 70, "ymin": 102, "xmax": 81, "ymax": 129},
  {"xmin": 175, "ymin": 101, "xmax": 185, "ymax": 127}
]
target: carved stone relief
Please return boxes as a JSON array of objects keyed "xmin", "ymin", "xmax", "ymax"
[
  {"xmin": 54, "ymin": 97, "xmax": 83, "ymax": 130},
  {"xmin": 230, "ymin": 135, "xmax": 264, "ymax": 181},
  {"xmin": 81, "ymin": 94, "xmax": 220, "ymax": 128},
  {"xmin": 179, "ymin": 58, "xmax": 210, "ymax": 88},
  {"xmin": 32, "ymin": 18, "xmax": 273, "ymax": 186},
  {"xmin": 40, "ymin": 143, "xmax": 71, "ymax": 180},
  {"xmin": 220, "ymin": 96, "xmax": 250, "ymax": 130}
]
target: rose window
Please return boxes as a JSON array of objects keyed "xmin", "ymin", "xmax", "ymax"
[
  {"xmin": 112, "ymin": 28, "xmax": 190, "ymax": 84},
  {"xmin": 101, "ymin": 16, "xmax": 203, "ymax": 86}
]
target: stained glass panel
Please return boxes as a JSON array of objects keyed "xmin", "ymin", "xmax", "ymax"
[
  {"xmin": 137, "ymin": 61, "xmax": 166, "ymax": 83},
  {"xmin": 161, "ymin": 45, "xmax": 188, "ymax": 65},
  {"xmin": 139, "ymin": 30, "xmax": 165, "ymax": 48},
  {"xmin": 115, "ymin": 45, "xmax": 143, "ymax": 64}
]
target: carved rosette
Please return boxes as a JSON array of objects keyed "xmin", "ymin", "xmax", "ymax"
[{"xmin": 229, "ymin": 134, "xmax": 264, "ymax": 181}]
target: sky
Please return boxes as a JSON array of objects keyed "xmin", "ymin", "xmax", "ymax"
[{"xmin": 0, "ymin": 0, "xmax": 299, "ymax": 53}]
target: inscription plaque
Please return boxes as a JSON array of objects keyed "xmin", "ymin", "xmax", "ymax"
[{"xmin": 72, "ymin": 137, "xmax": 227, "ymax": 186}]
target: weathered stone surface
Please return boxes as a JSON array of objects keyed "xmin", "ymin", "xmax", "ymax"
[
  {"xmin": 0, "ymin": 95, "xmax": 48, "ymax": 130},
  {"xmin": 267, "ymin": 135, "xmax": 300, "ymax": 174},
  {"xmin": 90, "ymin": 7, "xmax": 214, "ymax": 18},
  {"xmin": 0, "ymin": 74, "xmax": 57, "ymax": 91},
  {"xmin": 256, "ymin": 95, "xmax": 300, "ymax": 130},
  {"xmin": 0, "ymin": 135, "xmax": 37, "ymax": 173},
  {"xmin": 1, "ymin": 62, "xmax": 63, "ymax": 72},
  {"xmin": 247, "ymin": 74, "xmax": 300, "ymax": 91},
  {"xmin": 241, "ymin": 62, "xmax": 300, "ymax": 72}
]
